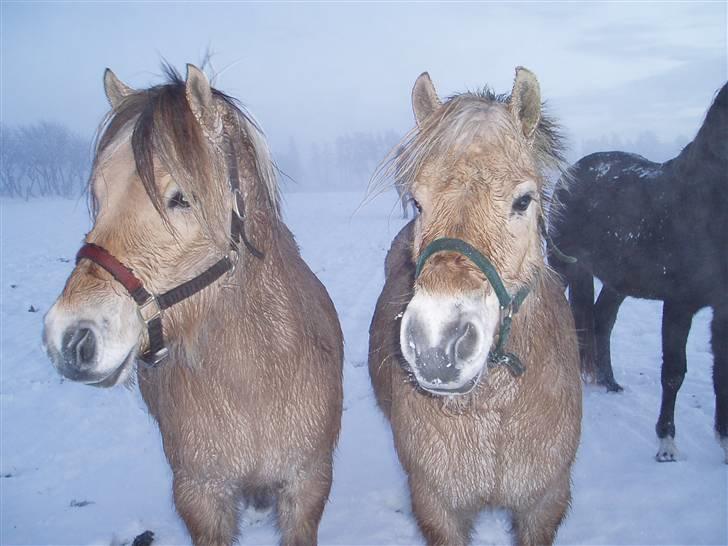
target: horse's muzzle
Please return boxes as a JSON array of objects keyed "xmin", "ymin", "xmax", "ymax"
[
  {"xmin": 399, "ymin": 291, "xmax": 498, "ymax": 395},
  {"xmin": 43, "ymin": 296, "xmax": 141, "ymax": 388},
  {"xmin": 61, "ymin": 323, "xmax": 98, "ymax": 372}
]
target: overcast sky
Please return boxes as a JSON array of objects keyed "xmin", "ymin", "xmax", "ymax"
[{"xmin": 2, "ymin": 2, "xmax": 726, "ymax": 160}]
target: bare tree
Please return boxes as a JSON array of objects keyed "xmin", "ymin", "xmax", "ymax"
[
  {"xmin": 0, "ymin": 124, "xmax": 27, "ymax": 197},
  {"xmin": 0, "ymin": 122, "xmax": 91, "ymax": 199}
]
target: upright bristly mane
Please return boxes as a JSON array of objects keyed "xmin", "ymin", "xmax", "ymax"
[
  {"xmin": 673, "ymin": 82, "xmax": 728, "ymax": 176},
  {"xmin": 91, "ymin": 65, "xmax": 280, "ymax": 251},
  {"xmin": 370, "ymin": 88, "xmax": 567, "ymax": 206}
]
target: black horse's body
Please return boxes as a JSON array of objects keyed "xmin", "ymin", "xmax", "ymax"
[{"xmin": 549, "ymin": 83, "xmax": 728, "ymax": 463}]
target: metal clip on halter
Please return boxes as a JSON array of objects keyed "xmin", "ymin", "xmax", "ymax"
[{"xmin": 136, "ymin": 295, "xmax": 169, "ymax": 367}]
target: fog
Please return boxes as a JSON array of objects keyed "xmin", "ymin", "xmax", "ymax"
[{"xmin": 2, "ymin": 2, "xmax": 726, "ymax": 189}]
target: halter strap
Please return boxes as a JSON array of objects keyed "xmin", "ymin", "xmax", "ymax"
[
  {"xmin": 538, "ymin": 217, "xmax": 577, "ymax": 265},
  {"xmin": 226, "ymin": 135, "xmax": 264, "ymax": 259},
  {"xmin": 76, "ymin": 243, "xmax": 233, "ymax": 366},
  {"xmin": 415, "ymin": 237, "xmax": 531, "ymax": 376},
  {"xmin": 73, "ymin": 115, "xmax": 266, "ymax": 367},
  {"xmin": 76, "ymin": 243, "xmax": 150, "ymax": 304}
]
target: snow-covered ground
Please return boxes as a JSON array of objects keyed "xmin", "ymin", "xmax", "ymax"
[{"xmin": 1, "ymin": 192, "xmax": 726, "ymax": 545}]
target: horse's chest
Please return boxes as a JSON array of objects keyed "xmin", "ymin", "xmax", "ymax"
[{"xmin": 391, "ymin": 399, "xmax": 508, "ymax": 503}]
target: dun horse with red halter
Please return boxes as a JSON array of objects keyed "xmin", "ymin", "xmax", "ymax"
[
  {"xmin": 369, "ymin": 68, "xmax": 582, "ymax": 546},
  {"xmin": 43, "ymin": 64, "xmax": 343, "ymax": 546}
]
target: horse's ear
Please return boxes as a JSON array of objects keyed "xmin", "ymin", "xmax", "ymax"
[
  {"xmin": 509, "ymin": 66, "xmax": 541, "ymax": 140},
  {"xmin": 185, "ymin": 64, "xmax": 221, "ymax": 135},
  {"xmin": 103, "ymin": 69, "xmax": 134, "ymax": 109},
  {"xmin": 412, "ymin": 72, "xmax": 442, "ymax": 127}
]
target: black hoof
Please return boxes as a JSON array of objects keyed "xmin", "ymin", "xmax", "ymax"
[{"xmin": 600, "ymin": 378, "xmax": 624, "ymax": 392}]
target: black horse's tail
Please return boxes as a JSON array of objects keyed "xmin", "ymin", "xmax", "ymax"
[
  {"xmin": 551, "ymin": 255, "xmax": 598, "ymax": 383},
  {"xmin": 544, "ymin": 221, "xmax": 599, "ymax": 383}
]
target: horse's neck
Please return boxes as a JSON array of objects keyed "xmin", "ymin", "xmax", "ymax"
[
  {"xmin": 670, "ymin": 105, "xmax": 727, "ymax": 177},
  {"xmin": 507, "ymin": 270, "xmax": 557, "ymax": 358},
  {"xmin": 161, "ymin": 194, "xmax": 279, "ymax": 373}
]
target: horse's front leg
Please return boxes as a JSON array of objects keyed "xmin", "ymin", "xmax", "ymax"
[
  {"xmin": 655, "ymin": 300, "xmax": 695, "ymax": 462},
  {"xmin": 276, "ymin": 458, "xmax": 333, "ymax": 546},
  {"xmin": 511, "ymin": 471, "xmax": 571, "ymax": 546},
  {"xmin": 173, "ymin": 474, "xmax": 240, "ymax": 546},
  {"xmin": 409, "ymin": 480, "xmax": 475, "ymax": 546},
  {"xmin": 711, "ymin": 304, "xmax": 728, "ymax": 463},
  {"xmin": 593, "ymin": 284, "xmax": 625, "ymax": 392}
]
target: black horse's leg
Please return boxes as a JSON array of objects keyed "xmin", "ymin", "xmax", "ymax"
[
  {"xmin": 711, "ymin": 304, "xmax": 728, "ymax": 463},
  {"xmin": 655, "ymin": 300, "xmax": 695, "ymax": 462},
  {"xmin": 567, "ymin": 265, "xmax": 597, "ymax": 381},
  {"xmin": 593, "ymin": 285, "xmax": 626, "ymax": 392}
]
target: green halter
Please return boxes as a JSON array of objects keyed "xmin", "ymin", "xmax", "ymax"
[{"xmin": 414, "ymin": 238, "xmax": 530, "ymax": 376}]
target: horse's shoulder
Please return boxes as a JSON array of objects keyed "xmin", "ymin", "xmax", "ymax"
[{"xmin": 384, "ymin": 220, "xmax": 416, "ymax": 279}]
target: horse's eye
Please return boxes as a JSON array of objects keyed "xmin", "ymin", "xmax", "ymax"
[
  {"xmin": 512, "ymin": 193, "xmax": 533, "ymax": 214},
  {"xmin": 168, "ymin": 191, "xmax": 190, "ymax": 209},
  {"xmin": 411, "ymin": 198, "xmax": 422, "ymax": 213}
]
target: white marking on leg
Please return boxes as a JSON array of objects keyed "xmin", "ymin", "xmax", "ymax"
[{"xmin": 655, "ymin": 437, "xmax": 680, "ymax": 462}]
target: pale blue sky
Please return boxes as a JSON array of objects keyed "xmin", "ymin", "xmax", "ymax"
[{"xmin": 2, "ymin": 2, "xmax": 726, "ymax": 156}]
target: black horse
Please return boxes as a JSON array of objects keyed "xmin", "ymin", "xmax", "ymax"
[{"xmin": 549, "ymin": 82, "xmax": 728, "ymax": 463}]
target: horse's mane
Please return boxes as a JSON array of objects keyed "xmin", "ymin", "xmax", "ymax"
[
  {"xmin": 673, "ymin": 81, "xmax": 728, "ymax": 175},
  {"xmin": 370, "ymin": 88, "xmax": 567, "ymax": 201},
  {"xmin": 91, "ymin": 64, "xmax": 280, "ymax": 229}
]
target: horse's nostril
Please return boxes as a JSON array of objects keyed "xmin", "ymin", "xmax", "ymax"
[
  {"xmin": 62, "ymin": 326, "xmax": 97, "ymax": 369},
  {"xmin": 454, "ymin": 321, "xmax": 479, "ymax": 364}
]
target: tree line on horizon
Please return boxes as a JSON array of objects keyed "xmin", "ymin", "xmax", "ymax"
[
  {"xmin": 0, "ymin": 122, "xmax": 91, "ymax": 199},
  {"xmin": 1, "ymin": 121, "xmax": 688, "ymax": 199}
]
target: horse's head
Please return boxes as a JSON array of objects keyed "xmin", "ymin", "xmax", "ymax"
[
  {"xmin": 43, "ymin": 64, "xmax": 277, "ymax": 387},
  {"xmin": 396, "ymin": 68, "xmax": 563, "ymax": 395}
]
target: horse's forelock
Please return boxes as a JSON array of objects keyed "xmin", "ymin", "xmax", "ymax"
[
  {"xmin": 370, "ymin": 89, "xmax": 567, "ymax": 206},
  {"xmin": 91, "ymin": 71, "xmax": 280, "ymax": 245}
]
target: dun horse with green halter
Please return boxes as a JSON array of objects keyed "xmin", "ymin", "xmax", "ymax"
[
  {"xmin": 43, "ymin": 64, "xmax": 343, "ymax": 546},
  {"xmin": 369, "ymin": 68, "xmax": 582, "ymax": 546}
]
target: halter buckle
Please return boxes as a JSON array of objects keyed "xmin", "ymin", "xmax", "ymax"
[{"xmin": 138, "ymin": 295, "xmax": 162, "ymax": 325}]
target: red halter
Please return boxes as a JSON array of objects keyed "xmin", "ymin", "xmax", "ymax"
[
  {"xmin": 75, "ymin": 134, "xmax": 263, "ymax": 366},
  {"xmin": 76, "ymin": 243, "xmax": 233, "ymax": 366}
]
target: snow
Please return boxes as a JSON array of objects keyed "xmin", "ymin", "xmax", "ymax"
[
  {"xmin": 624, "ymin": 164, "xmax": 662, "ymax": 179},
  {"xmin": 590, "ymin": 162, "xmax": 612, "ymax": 178},
  {"xmin": 1, "ymin": 193, "xmax": 726, "ymax": 545},
  {"xmin": 590, "ymin": 159, "xmax": 662, "ymax": 182}
]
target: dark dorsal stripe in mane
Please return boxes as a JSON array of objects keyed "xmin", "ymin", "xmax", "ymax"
[
  {"xmin": 92, "ymin": 65, "xmax": 280, "ymax": 227},
  {"xmin": 370, "ymin": 87, "xmax": 567, "ymax": 206}
]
